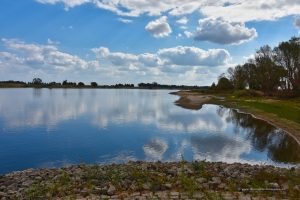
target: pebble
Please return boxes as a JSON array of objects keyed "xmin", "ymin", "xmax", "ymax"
[{"xmin": 107, "ymin": 184, "xmax": 116, "ymax": 195}]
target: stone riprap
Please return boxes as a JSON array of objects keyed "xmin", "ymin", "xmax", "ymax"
[{"xmin": 0, "ymin": 161, "xmax": 299, "ymax": 199}]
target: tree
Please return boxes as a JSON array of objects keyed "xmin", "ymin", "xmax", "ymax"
[
  {"xmin": 78, "ymin": 82, "xmax": 85, "ymax": 87},
  {"xmin": 254, "ymin": 45, "xmax": 285, "ymax": 92},
  {"xmin": 242, "ymin": 62, "xmax": 260, "ymax": 90},
  {"xmin": 210, "ymin": 82, "xmax": 216, "ymax": 90},
  {"xmin": 274, "ymin": 37, "xmax": 300, "ymax": 91},
  {"xmin": 62, "ymin": 80, "xmax": 68, "ymax": 85},
  {"xmin": 32, "ymin": 78, "xmax": 42, "ymax": 85},
  {"xmin": 217, "ymin": 76, "xmax": 233, "ymax": 90},
  {"xmin": 227, "ymin": 65, "xmax": 247, "ymax": 90},
  {"xmin": 91, "ymin": 82, "xmax": 98, "ymax": 87}
]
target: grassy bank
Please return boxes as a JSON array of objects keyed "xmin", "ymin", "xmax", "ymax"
[{"xmin": 203, "ymin": 91, "xmax": 300, "ymax": 144}]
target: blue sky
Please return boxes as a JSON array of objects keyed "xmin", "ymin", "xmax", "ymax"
[{"xmin": 0, "ymin": 0, "xmax": 300, "ymax": 85}]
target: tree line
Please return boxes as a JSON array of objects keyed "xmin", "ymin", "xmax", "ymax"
[
  {"xmin": 0, "ymin": 79, "xmax": 208, "ymax": 90},
  {"xmin": 213, "ymin": 37, "xmax": 300, "ymax": 97}
]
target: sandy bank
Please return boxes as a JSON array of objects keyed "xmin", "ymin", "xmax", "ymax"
[{"xmin": 170, "ymin": 91, "xmax": 212, "ymax": 110}]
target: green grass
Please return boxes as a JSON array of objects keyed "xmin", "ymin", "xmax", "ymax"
[{"xmin": 232, "ymin": 97, "xmax": 300, "ymax": 124}]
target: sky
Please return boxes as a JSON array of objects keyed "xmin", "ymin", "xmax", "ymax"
[{"xmin": 0, "ymin": 0, "xmax": 300, "ymax": 86}]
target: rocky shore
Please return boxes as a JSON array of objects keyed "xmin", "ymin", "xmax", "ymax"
[{"xmin": 0, "ymin": 161, "xmax": 299, "ymax": 200}]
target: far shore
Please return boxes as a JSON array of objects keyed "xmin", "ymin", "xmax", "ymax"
[{"xmin": 171, "ymin": 90, "xmax": 300, "ymax": 147}]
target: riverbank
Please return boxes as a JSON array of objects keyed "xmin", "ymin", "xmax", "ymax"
[
  {"xmin": 170, "ymin": 91, "xmax": 212, "ymax": 110},
  {"xmin": 0, "ymin": 161, "xmax": 299, "ymax": 199},
  {"xmin": 172, "ymin": 90, "xmax": 300, "ymax": 146}
]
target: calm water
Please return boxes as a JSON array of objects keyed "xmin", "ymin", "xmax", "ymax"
[{"xmin": 0, "ymin": 89, "xmax": 299, "ymax": 174}]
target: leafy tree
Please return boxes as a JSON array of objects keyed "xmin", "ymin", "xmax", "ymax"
[
  {"xmin": 274, "ymin": 37, "xmax": 300, "ymax": 91},
  {"xmin": 210, "ymin": 82, "xmax": 216, "ymax": 90},
  {"xmin": 217, "ymin": 76, "xmax": 233, "ymax": 90},
  {"xmin": 91, "ymin": 82, "xmax": 98, "ymax": 87},
  {"xmin": 242, "ymin": 62, "xmax": 260, "ymax": 90},
  {"xmin": 78, "ymin": 82, "xmax": 85, "ymax": 86},
  {"xmin": 62, "ymin": 80, "xmax": 68, "ymax": 85},
  {"xmin": 228, "ymin": 65, "xmax": 247, "ymax": 90},
  {"xmin": 255, "ymin": 45, "xmax": 286, "ymax": 92},
  {"xmin": 32, "ymin": 78, "xmax": 42, "ymax": 85}
]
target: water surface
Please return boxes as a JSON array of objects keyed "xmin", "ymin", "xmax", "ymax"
[{"xmin": 0, "ymin": 89, "xmax": 299, "ymax": 174}]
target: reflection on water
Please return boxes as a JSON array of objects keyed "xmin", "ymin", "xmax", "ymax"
[{"xmin": 0, "ymin": 89, "xmax": 299, "ymax": 174}]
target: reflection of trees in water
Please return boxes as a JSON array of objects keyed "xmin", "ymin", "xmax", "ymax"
[{"xmin": 217, "ymin": 106, "xmax": 300, "ymax": 164}]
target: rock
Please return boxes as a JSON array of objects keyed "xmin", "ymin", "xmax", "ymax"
[
  {"xmin": 131, "ymin": 192, "xmax": 141, "ymax": 197},
  {"xmin": 218, "ymin": 183, "xmax": 226, "ymax": 190},
  {"xmin": 0, "ymin": 192, "xmax": 7, "ymax": 197},
  {"xmin": 80, "ymin": 189, "xmax": 88, "ymax": 197},
  {"xmin": 107, "ymin": 184, "xmax": 116, "ymax": 195},
  {"xmin": 167, "ymin": 168, "xmax": 177, "ymax": 176},
  {"xmin": 170, "ymin": 191, "xmax": 179, "ymax": 196},
  {"xmin": 142, "ymin": 182, "xmax": 151, "ymax": 190},
  {"xmin": 196, "ymin": 177, "xmax": 207, "ymax": 183},
  {"xmin": 269, "ymin": 182, "xmax": 279, "ymax": 188},
  {"xmin": 164, "ymin": 183, "xmax": 172, "ymax": 189},
  {"xmin": 294, "ymin": 185, "xmax": 300, "ymax": 191},
  {"xmin": 211, "ymin": 177, "xmax": 221, "ymax": 184}
]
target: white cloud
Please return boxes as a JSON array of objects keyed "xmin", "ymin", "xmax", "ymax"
[
  {"xmin": 92, "ymin": 45, "xmax": 230, "ymax": 68},
  {"xmin": 0, "ymin": 38, "xmax": 102, "ymax": 83},
  {"xmin": 158, "ymin": 46, "xmax": 230, "ymax": 66},
  {"xmin": 36, "ymin": 0, "xmax": 90, "ymax": 9},
  {"xmin": 201, "ymin": 1, "xmax": 300, "ymax": 23},
  {"xmin": 1, "ymin": 38, "xmax": 231, "ymax": 85},
  {"xmin": 36, "ymin": 0, "xmax": 300, "ymax": 23},
  {"xmin": 2, "ymin": 38, "xmax": 94, "ymax": 70},
  {"xmin": 92, "ymin": 47, "xmax": 139, "ymax": 67},
  {"xmin": 176, "ymin": 17, "xmax": 188, "ymax": 25},
  {"xmin": 145, "ymin": 16, "xmax": 172, "ymax": 38},
  {"xmin": 184, "ymin": 31, "xmax": 193, "ymax": 38},
  {"xmin": 193, "ymin": 18, "xmax": 257, "ymax": 45},
  {"xmin": 118, "ymin": 18, "xmax": 133, "ymax": 24}
]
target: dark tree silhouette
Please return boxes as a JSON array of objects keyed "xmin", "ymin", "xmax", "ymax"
[
  {"xmin": 32, "ymin": 78, "xmax": 42, "ymax": 85},
  {"xmin": 91, "ymin": 82, "xmax": 98, "ymax": 87}
]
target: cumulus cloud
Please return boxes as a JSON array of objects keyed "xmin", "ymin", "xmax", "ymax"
[
  {"xmin": 92, "ymin": 47, "xmax": 139, "ymax": 67},
  {"xmin": 1, "ymin": 38, "xmax": 96, "ymax": 70},
  {"xmin": 157, "ymin": 46, "xmax": 230, "ymax": 66},
  {"xmin": 1, "ymin": 38, "xmax": 231, "ymax": 85},
  {"xmin": 0, "ymin": 38, "xmax": 104, "ymax": 83},
  {"xmin": 92, "ymin": 45, "xmax": 230, "ymax": 68},
  {"xmin": 192, "ymin": 18, "xmax": 257, "ymax": 45},
  {"xmin": 201, "ymin": 1, "xmax": 300, "ymax": 23},
  {"xmin": 145, "ymin": 16, "xmax": 172, "ymax": 38},
  {"xmin": 36, "ymin": 0, "xmax": 90, "ymax": 9},
  {"xmin": 36, "ymin": 0, "xmax": 300, "ymax": 22}
]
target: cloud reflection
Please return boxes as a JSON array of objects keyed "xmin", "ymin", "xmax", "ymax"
[
  {"xmin": 0, "ymin": 89, "xmax": 299, "ymax": 166},
  {"xmin": 0, "ymin": 89, "xmax": 226, "ymax": 133},
  {"xmin": 143, "ymin": 138, "xmax": 168, "ymax": 160}
]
